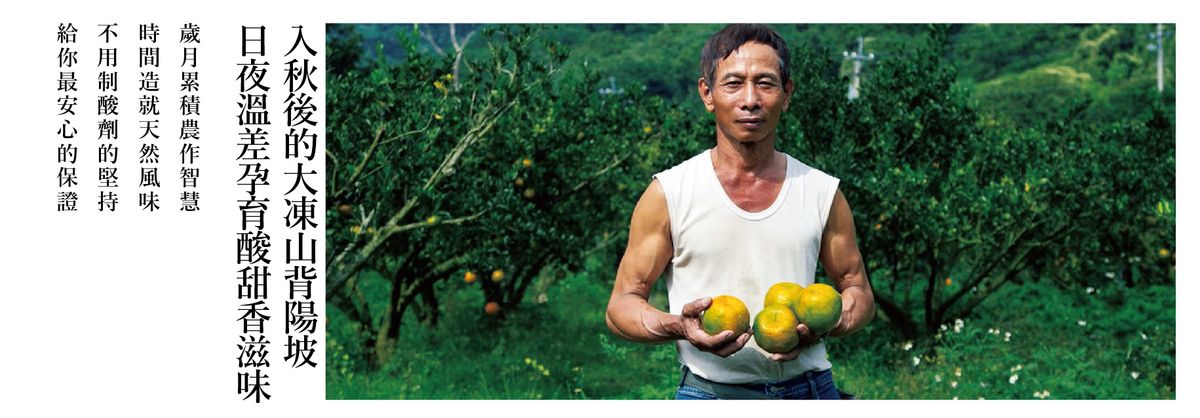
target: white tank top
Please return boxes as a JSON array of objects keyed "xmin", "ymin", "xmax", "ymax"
[{"xmin": 653, "ymin": 149, "xmax": 841, "ymax": 384}]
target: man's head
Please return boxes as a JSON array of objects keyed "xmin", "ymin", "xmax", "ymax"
[
  {"xmin": 698, "ymin": 24, "xmax": 794, "ymax": 145},
  {"xmin": 700, "ymin": 24, "xmax": 790, "ymax": 90}
]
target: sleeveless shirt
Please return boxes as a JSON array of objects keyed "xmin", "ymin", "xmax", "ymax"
[{"xmin": 652, "ymin": 149, "xmax": 841, "ymax": 384}]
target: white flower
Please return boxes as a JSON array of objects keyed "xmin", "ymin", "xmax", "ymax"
[
  {"xmin": 935, "ymin": 374, "xmax": 943, "ymax": 383},
  {"xmin": 1131, "ymin": 372, "xmax": 1140, "ymax": 380},
  {"xmin": 1005, "ymin": 332, "xmax": 1012, "ymax": 342},
  {"xmin": 1105, "ymin": 272, "xmax": 1116, "ymax": 279},
  {"xmin": 1086, "ymin": 287, "xmax": 1095, "ymax": 294},
  {"xmin": 1009, "ymin": 374, "xmax": 1019, "ymax": 384},
  {"xmin": 940, "ymin": 324, "xmax": 948, "ymax": 332},
  {"xmin": 1141, "ymin": 332, "xmax": 1148, "ymax": 340},
  {"xmin": 980, "ymin": 382, "xmax": 989, "ymax": 388},
  {"xmin": 951, "ymin": 380, "xmax": 958, "ymax": 388},
  {"xmin": 954, "ymin": 367, "xmax": 962, "ymax": 377},
  {"xmin": 1078, "ymin": 320, "xmax": 1088, "ymax": 327},
  {"xmin": 1010, "ymin": 364, "xmax": 1023, "ymax": 372},
  {"xmin": 912, "ymin": 356, "xmax": 921, "ymax": 367},
  {"xmin": 903, "ymin": 341, "xmax": 913, "ymax": 351},
  {"xmin": 955, "ymin": 318, "xmax": 964, "ymax": 328}
]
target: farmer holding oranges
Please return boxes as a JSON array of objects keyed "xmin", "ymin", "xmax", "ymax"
[{"xmin": 605, "ymin": 24, "xmax": 876, "ymax": 400}]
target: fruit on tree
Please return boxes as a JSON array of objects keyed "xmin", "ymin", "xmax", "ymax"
[{"xmin": 485, "ymin": 301, "xmax": 501, "ymax": 316}]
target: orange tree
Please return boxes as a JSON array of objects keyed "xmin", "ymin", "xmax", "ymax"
[
  {"xmin": 779, "ymin": 25, "xmax": 1174, "ymax": 340},
  {"xmin": 326, "ymin": 25, "xmax": 703, "ymax": 368}
]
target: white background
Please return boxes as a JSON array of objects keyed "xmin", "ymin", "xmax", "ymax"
[{"xmin": 0, "ymin": 0, "xmax": 1190, "ymax": 416}]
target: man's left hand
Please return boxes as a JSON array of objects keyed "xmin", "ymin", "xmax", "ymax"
[{"xmin": 768, "ymin": 323, "xmax": 822, "ymax": 362}]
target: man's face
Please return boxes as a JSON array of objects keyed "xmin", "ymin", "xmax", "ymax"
[{"xmin": 699, "ymin": 42, "xmax": 793, "ymax": 145}]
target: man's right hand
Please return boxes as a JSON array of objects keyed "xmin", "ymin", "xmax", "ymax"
[{"xmin": 675, "ymin": 297, "xmax": 752, "ymax": 357}]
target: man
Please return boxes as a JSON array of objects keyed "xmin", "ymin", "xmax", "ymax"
[{"xmin": 604, "ymin": 24, "xmax": 875, "ymax": 400}]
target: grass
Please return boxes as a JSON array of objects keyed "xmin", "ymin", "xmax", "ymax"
[{"xmin": 327, "ymin": 264, "xmax": 1175, "ymax": 400}]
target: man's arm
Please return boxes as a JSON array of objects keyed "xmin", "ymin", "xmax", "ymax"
[
  {"xmin": 769, "ymin": 189, "xmax": 874, "ymax": 361},
  {"xmin": 605, "ymin": 180, "xmax": 750, "ymax": 356},
  {"xmin": 819, "ymin": 189, "xmax": 875, "ymax": 337}
]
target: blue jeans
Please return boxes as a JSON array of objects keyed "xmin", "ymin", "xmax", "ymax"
[{"xmin": 674, "ymin": 366, "xmax": 843, "ymax": 400}]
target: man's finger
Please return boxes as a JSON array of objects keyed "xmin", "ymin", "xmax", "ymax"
[
  {"xmin": 681, "ymin": 297, "xmax": 713, "ymax": 317},
  {"xmin": 711, "ymin": 333, "xmax": 751, "ymax": 357},
  {"xmin": 770, "ymin": 346, "xmax": 802, "ymax": 362},
  {"xmin": 692, "ymin": 329, "xmax": 734, "ymax": 350}
]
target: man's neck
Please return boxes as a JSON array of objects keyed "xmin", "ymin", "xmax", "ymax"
[{"xmin": 712, "ymin": 136, "xmax": 780, "ymax": 176}]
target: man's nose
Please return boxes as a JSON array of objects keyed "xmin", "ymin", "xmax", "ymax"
[{"xmin": 737, "ymin": 84, "xmax": 762, "ymax": 110}]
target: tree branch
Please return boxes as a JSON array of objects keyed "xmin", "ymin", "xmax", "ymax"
[{"xmin": 419, "ymin": 26, "xmax": 446, "ymax": 56}]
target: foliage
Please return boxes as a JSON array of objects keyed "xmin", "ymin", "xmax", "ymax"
[
  {"xmin": 328, "ymin": 261, "xmax": 1175, "ymax": 399},
  {"xmin": 781, "ymin": 25, "xmax": 1174, "ymax": 339},
  {"xmin": 326, "ymin": 25, "xmax": 703, "ymax": 368},
  {"xmin": 325, "ymin": 24, "xmax": 1175, "ymax": 397}
]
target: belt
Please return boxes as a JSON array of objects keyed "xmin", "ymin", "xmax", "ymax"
[{"xmin": 680, "ymin": 366, "xmax": 831, "ymax": 400}]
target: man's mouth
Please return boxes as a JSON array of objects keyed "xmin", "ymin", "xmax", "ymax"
[{"xmin": 736, "ymin": 117, "xmax": 765, "ymax": 128}]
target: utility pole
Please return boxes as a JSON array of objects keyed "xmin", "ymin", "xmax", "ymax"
[
  {"xmin": 1147, "ymin": 23, "xmax": 1172, "ymax": 93},
  {"xmin": 842, "ymin": 36, "xmax": 875, "ymax": 101}
]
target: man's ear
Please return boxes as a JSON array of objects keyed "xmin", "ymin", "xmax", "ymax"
[
  {"xmin": 782, "ymin": 78, "xmax": 794, "ymax": 112},
  {"xmin": 698, "ymin": 77, "xmax": 715, "ymax": 113}
]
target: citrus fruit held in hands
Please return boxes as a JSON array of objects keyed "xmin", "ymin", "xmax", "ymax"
[
  {"xmin": 700, "ymin": 295, "xmax": 750, "ymax": 336},
  {"xmin": 763, "ymin": 282, "xmax": 804, "ymax": 311},
  {"xmin": 753, "ymin": 305, "xmax": 800, "ymax": 354},
  {"xmin": 464, "ymin": 271, "xmax": 477, "ymax": 284},
  {"xmin": 485, "ymin": 301, "xmax": 501, "ymax": 316},
  {"xmin": 795, "ymin": 283, "xmax": 842, "ymax": 335},
  {"xmin": 491, "ymin": 269, "xmax": 505, "ymax": 282}
]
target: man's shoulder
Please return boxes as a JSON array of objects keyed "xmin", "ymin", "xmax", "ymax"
[
  {"xmin": 782, "ymin": 152, "xmax": 839, "ymax": 184},
  {"xmin": 654, "ymin": 149, "xmax": 710, "ymax": 181}
]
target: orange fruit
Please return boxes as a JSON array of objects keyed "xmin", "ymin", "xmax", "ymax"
[
  {"xmin": 484, "ymin": 301, "xmax": 501, "ymax": 316},
  {"xmin": 515, "ymin": 177, "xmax": 525, "ymax": 187},
  {"xmin": 700, "ymin": 295, "xmax": 750, "ymax": 336},
  {"xmin": 753, "ymin": 305, "xmax": 800, "ymax": 354},
  {"xmin": 794, "ymin": 283, "xmax": 842, "ymax": 335},
  {"xmin": 464, "ymin": 271, "xmax": 477, "ymax": 284},
  {"xmin": 491, "ymin": 269, "xmax": 505, "ymax": 282},
  {"xmin": 522, "ymin": 158, "xmax": 533, "ymax": 168},
  {"xmin": 763, "ymin": 282, "xmax": 804, "ymax": 311}
]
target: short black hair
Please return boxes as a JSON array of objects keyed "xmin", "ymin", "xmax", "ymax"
[{"xmin": 700, "ymin": 24, "xmax": 790, "ymax": 88}]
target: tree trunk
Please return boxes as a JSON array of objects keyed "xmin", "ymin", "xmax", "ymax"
[{"xmin": 874, "ymin": 292, "xmax": 918, "ymax": 341}]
